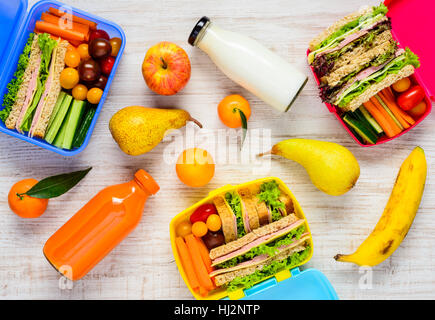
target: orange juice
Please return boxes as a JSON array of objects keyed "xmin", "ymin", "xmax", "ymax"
[{"xmin": 43, "ymin": 169, "xmax": 159, "ymax": 280}]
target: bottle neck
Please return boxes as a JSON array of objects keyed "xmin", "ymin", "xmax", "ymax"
[{"xmin": 194, "ymin": 20, "xmax": 212, "ymax": 47}]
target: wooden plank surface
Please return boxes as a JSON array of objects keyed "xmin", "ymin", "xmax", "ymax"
[{"xmin": 0, "ymin": 0, "xmax": 434, "ymax": 299}]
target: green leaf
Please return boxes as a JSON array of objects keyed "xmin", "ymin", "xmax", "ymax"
[
  {"xmin": 237, "ymin": 108, "xmax": 248, "ymax": 148},
  {"xmin": 21, "ymin": 167, "xmax": 92, "ymax": 199}
]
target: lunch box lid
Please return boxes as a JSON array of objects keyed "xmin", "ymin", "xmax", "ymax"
[
  {"xmin": 387, "ymin": 0, "xmax": 435, "ymax": 100},
  {"xmin": 237, "ymin": 267, "xmax": 338, "ymax": 300},
  {"xmin": 0, "ymin": 0, "xmax": 28, "ymax": 82}
]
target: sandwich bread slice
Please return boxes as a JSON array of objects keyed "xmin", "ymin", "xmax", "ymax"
[
  {"xmin": 238, "ymin": 188, "xmax": 260, "ymax": 232},
  {"xmin": 213, "ymin": 195, "xmax": 238, "ymax": 243}
]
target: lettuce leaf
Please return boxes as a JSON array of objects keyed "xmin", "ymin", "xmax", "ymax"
[
  {"xmin": 337, "ymin": 48, "xmax": 420, "ymax": 107},
  {"xmin": 38, "ymin": 33, "xmax": 57, "ymax": 83},
  {"xmin": 226, "ymin": 245, "xmax": 311, "ymax": 291},
  {"xmin": 216, "ymin": 225, "xmax": 306, "ymax": 269},
  {"xmin": 0, "ymin": 33, "xmax": 35, "ymax": 122},
  {"xmin": 225, "ymin": 192, "xmax": 245, "ymax": 238},
  {"xmin": 258, "ymin": 180, "xmax": 284, "ymax": 222}
]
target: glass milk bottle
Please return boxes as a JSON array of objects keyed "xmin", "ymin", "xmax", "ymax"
[{"xmin": 188, "ymin": 17, "xmax": 308, "ymax": 112}]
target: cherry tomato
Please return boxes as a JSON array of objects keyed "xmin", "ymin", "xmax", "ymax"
[
  {"xmin": 93, "ymin": 75, "xmax": 108, "ymax": 90},
  {"xmin": 78, "ymin": 59, "xmax": 101, "ymax": 82},
  {"xmin": 206, "ymin": 214, "xmax": 222, "ymax": 232},
  {"xmin": 397, "ymin": 86, "xmax": 425, "ymax": 111},
  {"xmin": 64, "ymin": 50, "xmax": 81, "ymax": 68},
  {"xmin": 89, "ymin": 29, "xmax": 110, "ymax": 42},
  {"xmin": 87, "ymin": 88, "xmax": 103, "ymax": 104},
  {"xmin": 176, "ymin": 221, "xmax": 192, "ymax": 237},
  {"xmin": 192, "ymin": 221, "xmax": 208, "ymax": 237},
  {"xmin": 176, "ymin": 148, "xmax": 215, "ymax": 187},
  {"xmin": 218, "ymin": 94, "xmax": 251, "ymax": 128},
  {"xmin": 392, "ymin": 78, "xmax": 411, "ymax": 93},
  {"xmin": 100, "ymin": 56, "xmax": 115, "ymax": 75},
  {"xmin": 89, "ymin": 38, "xmax": 112, "ymax": 59},
  {"xmin": 190, "ymin": 203, "xmax": 217, "ymax": 223},
  {"xmin": 60, "ymin": 68, "xmax": 79, "ymax": 89},
  {"xmin": 110, "ymin": 37, "xmax": 122, "ymax": 56},
  {"xmin": 407, "ymin": 100, "xmax": 427, "ymax": 119},
  {"xmin": 72, "ymin": 84, "xmax": 88, "ymax": 101},
  {"xmin": 77, "ymin": 44, "xmax": 91, "ymax": 61}
]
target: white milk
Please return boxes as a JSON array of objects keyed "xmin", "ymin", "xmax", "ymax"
[{"xmin": 189, "ymin": 17, "xmax": 308, "ymax": 112}]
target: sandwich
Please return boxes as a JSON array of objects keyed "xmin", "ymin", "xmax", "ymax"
[
  {"xmin": 308, "ymin": 3, "xmax": 420, "ymax": 112},
  {"xmin": 2, "ymin": 33, "xmax": 68, "ymax": 138},
  {"xmin": 213, "ymin": 180, "xmax": 294, "ymax": 243},
  {"xmin": 208, "ymin": 214, "xmax": 311, "ymax": 291}
]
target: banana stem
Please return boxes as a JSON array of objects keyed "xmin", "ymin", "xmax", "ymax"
[{"xmin": 189, "ymin": 117, "xmax": 203, "ymax": 128}]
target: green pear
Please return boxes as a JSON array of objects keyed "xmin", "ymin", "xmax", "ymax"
[
  {"xmin": 259, "ymin": 139, "xmax": 360, "ymax": 196},
  {"xmin": 109, "ymin": 106, "xmax": 202, "ymax": 156}
]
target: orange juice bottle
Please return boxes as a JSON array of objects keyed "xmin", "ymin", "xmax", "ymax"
[{"xmin": 43, "ymin": 169, "xmax": 159, "ymax": 280}]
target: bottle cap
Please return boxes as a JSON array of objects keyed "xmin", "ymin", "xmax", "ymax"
[
  {"xmin": 134, "ymin": 169, "xmax": 160, "ymax": 195},
  {"xmin": 188, "ymin": 16, "xmax": 210, "ymax": 46}
]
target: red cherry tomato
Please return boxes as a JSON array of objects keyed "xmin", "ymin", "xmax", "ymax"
[
  {"xmin": 190, "ymin": 203, "xmax": 217, "ymax": 223},
  {"xmin": 89, "ymin": 29, "xmax": 110, "ymax": 42},
  {"xmin": 397, "ymin": 86, "xmax": 425, "ymax": 111},
  {"xmin": 100, "ymin": 56, "xmax": 115, "ymax": 75}
]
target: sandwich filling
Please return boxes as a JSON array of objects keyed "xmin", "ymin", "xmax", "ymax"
[
  {"xmin": 257, "ymin": 180, "xmax": 287, "ymax": 222},
  {"xmin": 225, "ymin": 192, "xmax": 245, "ymax": 238}
]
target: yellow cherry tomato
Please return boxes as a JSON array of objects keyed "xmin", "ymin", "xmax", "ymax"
[
  {"xmin": 64, "ymin": 50, "xmax": 81, "ymax": 68},
  {"xmin": 176, "ymin": 221, "xmax": 192, "ymax": 237},
  {"xmin": 60, "ymin": 68, "xmax": 79, "ymax": 89},
  {"xmin": 110, "ymin": 37, "xmax": 122, "ymax": 56},
  {"xmin": 72, "ymin": 84, "xmax": 88, "ymax": 101},
  {"xmin": 87, "ymin": 87, "xmax": 103, "ymax": 104},
  {"xmin": 77, "ymin": 43, "xmax": 91, "ymax": 60},
  {"xmin": 192, "ymin": 221, "xmax": 208, "ymax": 237},
  {"xmin": 176, "ymin": 148, "xmax": 215, "ymax": 188},
  {"xmin": 206, "ymin": 214, "xmax": 222, "ymax": 232},
  {"xmin": 392, "ymin": 78, "xmax": 411, "ymax": 93}
]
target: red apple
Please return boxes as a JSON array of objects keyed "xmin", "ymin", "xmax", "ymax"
[{"xmin": 142, "ymin": 41, "xmax": 191, "ymax": 95}]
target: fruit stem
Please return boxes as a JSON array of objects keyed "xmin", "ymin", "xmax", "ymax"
[
  {"xmin": 257, "ymin": 150, "xmax": 271, "ymax": 157},
  {"xmin": 16, "ymin": 192, "xmax": 25, "ymax": 200},
  {"xmin": 189, "ymin": 117, "xmax": 203, "ymax": 128},
  {"xmin": 160, "ymin": 57, "xmax": 168, "ymax": 70}
]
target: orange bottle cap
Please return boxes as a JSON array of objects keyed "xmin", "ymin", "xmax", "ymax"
[{"xmin": 135, "ymin": 169, "xmax": 160, "ymax": 195}]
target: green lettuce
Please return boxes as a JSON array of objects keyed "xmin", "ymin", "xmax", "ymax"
[
  {"xmin": 225, "ymin": 192, "xmax": 245, "ymax": 238},
  {"xmin": 337, "ymin": 48, "xmax": 420, "ymax": 107},
  {"xmin": 216, "ymin": 225, "xmax": 306, "ymax": 269},
  {"xmin": 0, "ymin": 33, "xmax": 35, "ymax": 122},
  {"xmin": 226, "ymin": 246, "xmax": 311, "ymax": 291},
  {"xmin": 258, "ymin": 180, "xmax": 284, "ymax": 222}
]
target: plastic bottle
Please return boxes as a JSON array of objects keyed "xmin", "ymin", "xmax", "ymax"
[
  {"xmin": 43, "ymin": 169, "xmax": 159, "ymax": 280},
  {"xmin": 188, "ymin": 16, "xmax": 308, "ymax": 112}
]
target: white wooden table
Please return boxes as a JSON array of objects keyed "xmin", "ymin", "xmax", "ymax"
[{"xmin": 1, "ymin": 0, "xmax": 434, "ymax": 300}]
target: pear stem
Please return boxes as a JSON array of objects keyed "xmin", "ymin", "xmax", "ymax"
[
  {"xmin": 257, "ymin": 150, "xmax": 272, "ymax": 157},
  {"xmin": 189, "ymin": 117, "xmax": 203, "ymax": 128}
]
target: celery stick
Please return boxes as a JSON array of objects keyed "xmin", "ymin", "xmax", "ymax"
[
  {"xmin": 45, "ymin": 94, "xmax": 73, "ymax": 144},
  {"xmin": 375, "ymin": 94, "xmax": 404, "ymax": 130},
  {"xmin": 62, "ymin": 100, "xmax": 86, "ymax": 149},
  {"xmin": 359, "ymin": 105, "xmax": 383, "ymax": 134},
  {"xmin": 47, "ymin": 91, "xmax": 66, "ymax": 131},
  {"xmin": 53, "ymin": 111, "xmax": 70, "ymax": 149}
]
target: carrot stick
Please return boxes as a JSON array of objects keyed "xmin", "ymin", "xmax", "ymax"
[
  {"xmin": 185, "ymin": 234, "xmax": 214, "ymax": 291},
  {"xmin": 382, "ymin": 88, "xmax": 395, "ymax": 102},
  {"xmin": 35, "ymin": 21, "xmax": 85, "ymax": 42},
  {"xmin": 370, "ymin": 97, "xmax": 402, "ymax": 137},
  {"xmin": 41, "ymin": 12, "xmax": 89, "ymax": 40},
  {"xmin": 195, "ymin": 237, "xmax": 214, "ymax": 274},
  {"xmin": 48, "ymin": 7, "xmax": 97, "ymax": 30},
  {"xmin": 377, "ymin": 92, "xmax": 410, "ymax": 129},
  {"xmin": 363, "ymin": 101, "xmax": 397, "ymax": 138},
  {"xmin": 34, "ymin": 29, "xmax": 82, "ymax": 47},
  {"xmin": 175, "ymin": 237, "xmax": 200, "ymax": 293},
  {"xmin": 380, "ymin": 90, "xmax": 416, "ymax": 125}
]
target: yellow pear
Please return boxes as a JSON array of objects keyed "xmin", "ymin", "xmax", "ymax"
[
  {"xmin": 109, "ymin": 106, "xmax": 202, "ymax": 156},
  {"xmin": 259, "ymin": 139, "xmax": 360, "ymax": 196}
]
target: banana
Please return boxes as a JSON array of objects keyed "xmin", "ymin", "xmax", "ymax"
[{"xmin": 334, "ymin": 147, "xmax": 427, "ymax": 267}]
